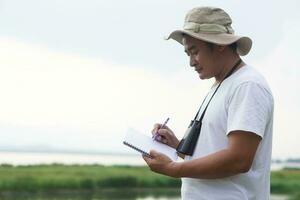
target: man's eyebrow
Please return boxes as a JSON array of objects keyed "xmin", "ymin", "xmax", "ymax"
[{"xmin": 184, "ymin": 45, "xmax": 196, "ymax": 53}]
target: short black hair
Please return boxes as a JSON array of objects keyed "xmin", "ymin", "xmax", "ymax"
[
  {"xmin": 228, "ymin": 42, "xmax": 237, "ymax": 52},
  {"xmin": 205, "ymin": 41, "xmax": 237, "ymax": 52},
  {"xmin": 181, "ymin": 34, "xmax": 237, "ymax": 52}
]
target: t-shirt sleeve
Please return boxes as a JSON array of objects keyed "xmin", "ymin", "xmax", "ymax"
[{"xmin": 227, "ymin": 82, "xmax": 274, "ymax": 138}]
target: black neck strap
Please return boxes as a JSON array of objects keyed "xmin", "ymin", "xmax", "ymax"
[{"xmin": 193, "ymin": 59, "xmax": 242, "ymax": 121}]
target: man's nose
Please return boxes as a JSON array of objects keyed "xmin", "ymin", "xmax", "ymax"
[{"xmin": 190, "ymin": 57, "xmax": 196, "ymax": 67}]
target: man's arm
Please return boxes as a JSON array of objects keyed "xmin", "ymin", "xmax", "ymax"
[{"xmin": 144, "ymin": 130, "xmax": 261, "ymax": 179}]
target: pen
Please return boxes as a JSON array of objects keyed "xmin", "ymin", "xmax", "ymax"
[{"xmin": 153, "ymin": 117, "xmax": 170, "ymax": 141}]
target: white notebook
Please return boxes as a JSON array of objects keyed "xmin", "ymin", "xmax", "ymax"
[{"xmin": 123, "ymin": 128, "xmax": 178, "ymax": 161}]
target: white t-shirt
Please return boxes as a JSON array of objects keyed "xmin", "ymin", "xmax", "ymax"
[{"xmin": 181, "ymin": 65, "xmax": 274, "ymax": 200}]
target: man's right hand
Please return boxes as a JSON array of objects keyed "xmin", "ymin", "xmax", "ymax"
[{"xmin": 152, "ymin": 123, "xmax": 180, "ymax": 149}]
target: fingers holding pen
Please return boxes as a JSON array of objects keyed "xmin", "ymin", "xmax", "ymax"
[
  {"xmin": 152, "ymin": 124, "xmax": 169, "ymax": 142},
  {"xmin": 156, "ymin": 129, "xmax": 171, "ymax": 142},
  {"xmin": 152, "ymin": 123, "xmax": 171, "ymax": 135},
  {"xmin": 155, "ymin": 125, "xmax": 180, "ymax": 148}
]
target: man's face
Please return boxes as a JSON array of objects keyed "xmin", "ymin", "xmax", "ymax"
[{"xmin": 183, "ymin": 36, "xmax": 221, "ymax": 80}]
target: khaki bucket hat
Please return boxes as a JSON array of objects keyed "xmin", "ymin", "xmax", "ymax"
[{"xmin": 166, "ymin": 7, "xmax": 252, "ymax": 56}]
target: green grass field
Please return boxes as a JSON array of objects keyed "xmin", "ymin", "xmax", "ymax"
[
  {"xmin": 0, "ymin": 164, "xmax": 179, "ymax": 191},
  {"xmin": 0, "ymin": 164, "xmax": 299, "ymax": 197},
  {"xmin": 270, "ymin": 168, "xmax": 300, "ymax": 196}
]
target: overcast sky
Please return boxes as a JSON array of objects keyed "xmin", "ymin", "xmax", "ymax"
[{"xmin": 0, "ymin": 0, "xmax": 299, "ymax": 159}]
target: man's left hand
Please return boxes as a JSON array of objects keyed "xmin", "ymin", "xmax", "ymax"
[{"xmin": 143, "ymin": 150, "xmax": 179, "ymax": 178}]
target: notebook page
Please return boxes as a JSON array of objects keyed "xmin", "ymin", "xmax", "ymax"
[{"xmin": 124, "ymin": 128, "xmax": 178, "ymax": 161}]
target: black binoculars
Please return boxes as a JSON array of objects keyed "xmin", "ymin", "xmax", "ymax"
[{"xmin": 176, "ymin": 119, "xmax": 202, "ymax": 156}]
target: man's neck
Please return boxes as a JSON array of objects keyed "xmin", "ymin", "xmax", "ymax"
[{"xmin": 214, "ymin": 56, "xmax": 244, "ymax": 84}]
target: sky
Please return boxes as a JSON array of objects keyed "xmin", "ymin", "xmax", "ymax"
[{"xmin": 0, "ymin": 0, "xmax": 299, "ymax": 159}]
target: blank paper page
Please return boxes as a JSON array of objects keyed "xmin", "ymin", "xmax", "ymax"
[{"xmin": 123, "ymin": 128, "xmax": 178, "ymax": 161}]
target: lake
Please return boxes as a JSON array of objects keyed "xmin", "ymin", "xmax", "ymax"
[
  {"xmin": 0, "ymin": 151, "xmax": 145, "ymax": 166},
  {"xmin": 0, "ymin": 151, "xmax": 299, "ymax": 170},
  {"xmin": 0, "ymin": 189, "xmax": 290, "ymax": 200}
]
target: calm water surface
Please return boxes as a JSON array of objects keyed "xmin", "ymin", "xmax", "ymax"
[
  {"xmin": 1, "ymin": 152, "xmax": 299, "ymax": 170},
  {"xmin": 0, "ymin": 190, "xmax": 290, "ymax": 200},
  {"xmin": 0, "ymin": 152, "xmax": 145, "ymax": 166}
]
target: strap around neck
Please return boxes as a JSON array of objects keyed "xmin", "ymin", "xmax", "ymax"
[{"xmin": 193, "ymin": 59, "xmax": 242, "ymax": 121}]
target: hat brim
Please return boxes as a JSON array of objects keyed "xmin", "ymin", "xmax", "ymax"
[{"xmin": 166, "ymin": 30, "xmax": 252, "ymax": 56}]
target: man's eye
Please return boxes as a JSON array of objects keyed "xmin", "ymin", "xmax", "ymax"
[{"xmin": 191, "ymin": 50, "xmax": 198, "ymax": 55}]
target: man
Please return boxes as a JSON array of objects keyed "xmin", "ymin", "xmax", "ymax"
[{"xmin": 143, "ymin": 7, "xmax": 274, "ymax": 200}]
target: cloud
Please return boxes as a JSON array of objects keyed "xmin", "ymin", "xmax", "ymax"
[
  {"xmin": 0, "ymin": 17, "xmax": 299, "ymax": 158},
  {"xmin": 254, "ymin": 20, "xmax": 300, "ymax": 159},
  {"xmin": 0, "ymin": 37, "xmax": 210, "ymax": 152}
]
